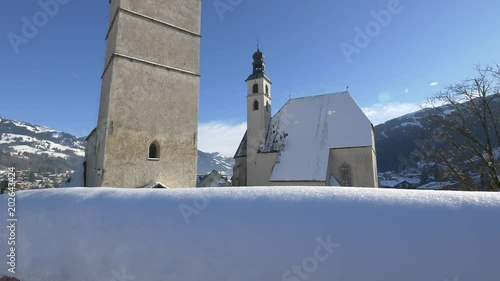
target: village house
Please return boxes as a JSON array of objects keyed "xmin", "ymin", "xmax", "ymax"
[{"xmin": 197, "ymin": 170, "xmax": 231, "ymax": 187}]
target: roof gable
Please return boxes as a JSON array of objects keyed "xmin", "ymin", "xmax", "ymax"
[
  {"xmin": 267, "ymin": 92, "xmax": 374, "ymax": 182},
  {"xmin": 234, "ymin": 131, "xmax": 247, "ymax": 158}
]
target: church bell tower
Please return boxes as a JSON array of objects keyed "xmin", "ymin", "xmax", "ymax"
[
  {"xmin": 85, "ymin": 0, "xmax": 201, "ymax": 188},
  {"xmin": 246, "ymin": 45, "xmax": 272, "ymax": 165}
]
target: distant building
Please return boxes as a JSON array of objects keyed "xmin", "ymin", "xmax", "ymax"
[
  {"xmin": 381, "ymin": 180, "xmax": 416, "ymax": 189},
  {"xmin": 418, "ymin": 182, "xmax": 459, "ymax": 190},
  {"xmin": 84, "ymin": 0, "xmax": 201, "ymax": 188},
  {"xmin": 232, "ymin": 48, "xmax": 378, "ymax": 187},
  {"xmin": 197, "ymin": 170, "xmax": 231, "ymax": 188}
]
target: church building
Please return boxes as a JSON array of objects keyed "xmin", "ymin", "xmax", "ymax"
[
  {"xmin": 84, "ymin": 0, "xmax": 201, "ymax": 188},
  {"xmin": 232, "ymin": 48, "xmax": 379, "ymax": 187}
]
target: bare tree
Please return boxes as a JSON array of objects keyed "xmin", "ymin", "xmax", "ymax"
[{"xmin": 426, "ymin": 65, "xmax": 500, "ymax": 191}]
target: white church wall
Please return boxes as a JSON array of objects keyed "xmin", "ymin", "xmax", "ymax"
[
  {"xmin": 247, "ymin": 152, "xmax": 278, "ymax": 186},
  {"xmin": 246, "ymin": 78, "xmax": 271, "ymax": 97},
  {"xmin": 327, "ymin": 146, "xmax": 378, "ymax": 187}
]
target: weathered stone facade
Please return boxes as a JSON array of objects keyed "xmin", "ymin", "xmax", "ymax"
[{"xmin": 85, "ymin": 0, "xmax": 201, "ymax": 188}]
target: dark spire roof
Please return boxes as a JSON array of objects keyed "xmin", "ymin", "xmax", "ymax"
[{"xmin": 246, "ymin": 45, "xmax": 271, "ymax": 82}]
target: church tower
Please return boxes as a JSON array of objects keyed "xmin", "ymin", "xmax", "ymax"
[
  {"xmin": 245, "ymin": 46, "xmax": 272, "ymax": 184},
  {"xmin": 84, "ymin": 0, "xmax": 201, "ymax": 188}
]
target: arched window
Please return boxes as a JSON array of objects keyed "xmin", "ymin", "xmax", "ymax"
[
  {"xmin": 266, "ymin": 102, "xmax": 270, "ymax": 112},
  {"xmin": 253, "ymin": 83, "xmax": 259, "ymax": 93},
  {"xmin": 339, "ymin": 163, "xmax": 352, "ymax": 186},
  {"xmin": 253, "ymin": 100, "xmax": 259, "ymax": 111},
  {"xmin": 149, "ymin": 142, "xmax": 160, "ymax": 159},
  {"xmin": 265, "ymin": 85, "xmax": 269, "ymax": 95}
]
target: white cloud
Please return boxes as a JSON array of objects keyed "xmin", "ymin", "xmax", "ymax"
[
  {"xmin": 362, "ymin": 102, "xmax": 421, "ymax": 125},
  {"xmin": 198, "ymin": 122, "xmax": 246, "ymax": 155},
  {"xmin": 430, "ymin": 82, "xmax": 439, "ymax": 86}
]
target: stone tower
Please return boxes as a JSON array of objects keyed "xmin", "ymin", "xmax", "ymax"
[
  {"xmin": 245, "ymin": 46, "xmax": 272, "ymax": 184},
  {"xmin": 84, "ymin": 0, "xmax": 201, "ymax": 188}
]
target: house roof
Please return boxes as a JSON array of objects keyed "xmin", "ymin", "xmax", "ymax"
[
  {"xmin": 417, "ymin": 182, "xmax": 457, "ymax": 190},
  {"xmin": 381, "ymin": 180, "xmax": 411, "ymax": 188},
  {"xmin": 84, "ymin": 127, "xmax": 97, "ymax": 141},
  {"xmin": 234, "ymin": 132, "xmax": 248, "ymax": 158},
  {"xmin": 142, "ymin": 182, "xmax": 169, "ymax": 189},
  {"xmin": 235, "ymin": 91, "xmax": 374, "ymax": 182},
  {"xmin": 196, "ymin": 170, "xmax": 229, "ymax": 187}
]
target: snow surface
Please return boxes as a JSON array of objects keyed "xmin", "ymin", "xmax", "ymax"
[
  {"xmin": 268, "ymin": 92, "xmax": 373, "ymax": 182},
  {"xmin": 1, "ymin": 187, "xmax": 500, "ymax": 281}
]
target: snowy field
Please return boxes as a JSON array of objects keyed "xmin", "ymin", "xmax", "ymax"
[{"xmin": 1, "ymin": 187, "xmax": 500, "ymax": 281}]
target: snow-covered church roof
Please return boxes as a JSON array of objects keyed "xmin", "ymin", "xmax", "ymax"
[{"xmin": 236, "ymin": 91, "xmax": 374, "ymax": 182}]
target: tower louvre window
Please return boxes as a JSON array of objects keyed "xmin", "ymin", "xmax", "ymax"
[
  {"xmin": 253, "ymin": 100, "xmax": 259, "ymax": 111},
  {"xmin": 266, "ymin": 85, "xmax": 269, "ymax": 95},
  {"xmin": 149, "ymin": 142, "xmax": 160, "ymax": 159},
  {"xmin": 253, "ymin": 83, "xmax": 259, "ymax": 93}
]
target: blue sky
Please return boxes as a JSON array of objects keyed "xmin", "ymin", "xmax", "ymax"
[{"xmin": 1, "ymin": 0, "xmax": 499, "ymax": 154}]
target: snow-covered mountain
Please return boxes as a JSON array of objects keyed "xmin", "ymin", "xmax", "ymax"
[
  {"xmin": 197, "ymin": 151, "xmax": 234, "ymax": 176},
  {"xmin": 374, "ymin": 95, "xmax": 500, "ymax": 173},
  {"xmin": 0, "ymin": 117, "xmax": 85, "ymax": 172},
  {"xmin": 0, "ymin": 116, "xmax": 235, "ymax": 175},
  {"xmin": 375, "ymin": 105, "xmax": 465, "ymax": 173}
]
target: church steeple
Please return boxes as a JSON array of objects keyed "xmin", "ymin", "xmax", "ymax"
[
  {"xmin": 247, "ymin": 45, "xmax": 270, "ymax": 82},
  {"xmin": 245, "ymin": 45, "xmax": 272, "ymax": 186},
  {"xmin": 252, "ymin": 44, "xmax": 265, "ymax": 73}
]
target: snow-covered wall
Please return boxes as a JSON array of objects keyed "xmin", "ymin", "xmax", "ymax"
[{"xmin": 1, "ymin": 187, "xmax": 500, "ymax": 281}]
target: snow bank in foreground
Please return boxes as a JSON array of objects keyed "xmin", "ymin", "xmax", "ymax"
[{"xmin": 1, "ymin": 187, "xmax": 500, "ymax": 281}]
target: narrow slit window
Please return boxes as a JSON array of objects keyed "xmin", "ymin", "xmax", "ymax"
[{"xmin": 149, "ymin": 142, "xmax": 159, "ymax": 159}]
